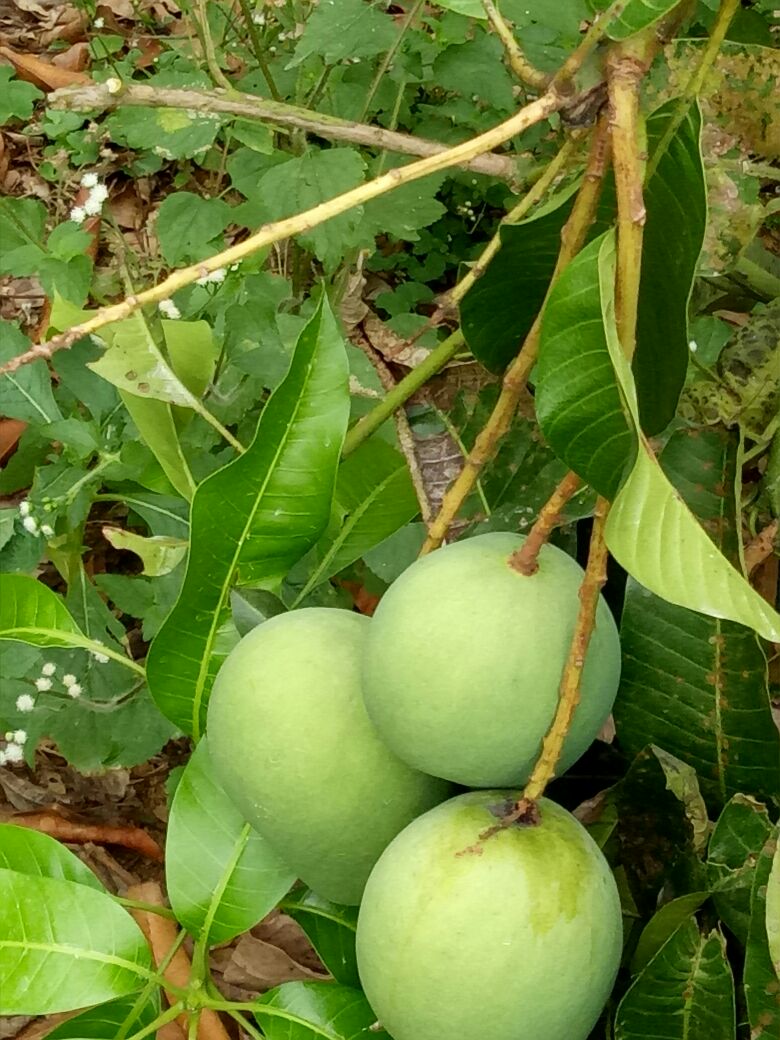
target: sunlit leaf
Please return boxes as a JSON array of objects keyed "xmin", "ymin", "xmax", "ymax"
[{"xmin": 254, "ymin": 981, "xmax": 387, "ymax": 1039}]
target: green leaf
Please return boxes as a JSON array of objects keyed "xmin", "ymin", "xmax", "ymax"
[
  {"xmin": 292, "ymin": 0, "xmax": 398, "ymax": 66},
  {"xmin": 744, "ymin": 829, "xmax": 780, "ymax": 1035},
  {"xmin": 615, "ymin": 920, "xmax": 736, "ymax": 1040},
  {"xmin": 429, "ymin": 0, "xmax": 486, "ymax": 15},
  {"xmin": 45, "ymin": 994, "xmax": 160, "ymax": 1039},
  {"xmin": 254, "ymin": 982, "xmax": 387, "ymax": 1039},
  {"xmin": 614, "ymin": 426, "xmax": 780, "ymax": 809},
  {"xmin": 156, "ymin": 193, "xmax": 232, "ymax": 266},
  {"xmin": 362, "ymin": 170, "xmax": 446, "ymax": 242},
  {"xmin": 0, "ymin": 197, "xmax": 46, "ymax": 274},
  {"xmin": 0, "ymin": 870, "xmax": 152, "ymax": 1015},
  {"xmin": 107, "ymin": 106, "xmax": 222, "ymax": 160},
  {"xmin": 257, "ymin": 149, "xmax": 366, "ymax": 271},
  {"xmin": 0, "ymin": 322, "xmax": 63, "ymax": 425},
  {"xmin": 230, "ymin": 587, "xmax": 287, "ymax": 637},
  {"xmin": 166, "ymin": 741, "xmax": 295, "ymax": 946},
  {"xmin": 147, "ymin": 295, "xmax": 350, "ymax": 737},
  {"xmin": 631, "ymin": 892, "xmax": 710, "ymax": 973},
  {"xmin": 768, "ymin": 844, "xmax": 780, "ymax": 981},
  {"xmin": 633, "ymin": 102, "xmax": 706, "ymax": 433},
  {"xmin": 161, "ymin": 318, "xmax": 219, "ymax": 402},
  {"xmin": 0, "ymin": 66, "xmax": 43, "ymax": 122},
  {"xmin": 295, "ymin": 440, "xmax": 419, "ymax": 602},
  {"xmin": 281, "ymin": 891, "xmax": 360, "ymax": 988},
  {"xmin": 591, "ymin": 234, "xmax": 780, "ymax": 643},
  {"xmin": 102, "ymin": 527, "xmax": 188, "ymax": 577},
  {"xmin": 707, "ymin": 795, "xmax": 774, "ymax": 945},
  {"xmin": 0, "ymin": 824, "xmax": 102, "ymax": 890},
  {"xmin": 121, "ymin": 391, "xmax": 196, "ymax": 500},
  {"xmin": 535, "ymin": 233, "xmax": 634, "ymax": 499},
  {"xmin": 593, "ymin": 0, "xmax": 687, "ymax": 40}
]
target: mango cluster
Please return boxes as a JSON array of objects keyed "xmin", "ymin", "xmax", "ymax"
[{"xmin": 207, "ymin": 532, "xmax": 623, "ymax": 1040}]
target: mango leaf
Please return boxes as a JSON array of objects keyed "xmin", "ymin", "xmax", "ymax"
[
  {"xmin": 708, "ymin": 795, "xmax": 775, "ymax": 945},
  {"xmin": 614, "ymin": 427, "xmax": 780, "ymax": 809},
  {"xmin": 744, "ymin": 829, "xmax": 780, "ymax": 1035},
  {"xmin": 281, "ymin": 890, "xmax": 360, "ymax": 988},
  {"xmin": 0, "ymin": 573, "xmax": 140, "ymax": 673},
  {"xmin": 293, "ymin": 440, "xmax": 419, "ymax": 604},
  {"xmin": 120, "ymin": 391, "xmax": 195, "ymax": 500},
  {"xmin": 102, "ymin": 526, "xmax": 188, "ymax": 577},
  {"xmin": 230, "ymin": 588, "xmax": 287, "ymax": 637},
  {"xmin": 633, "ymin": 102, "xmax": 706, "ymax": 433},
  {"xmin": 535, "ymin": 233, "xmax": 634, "ymax": 499},
  {"xmin": 768, "ymin": 844, "xmax": 780, "ymax": 981},
  {"xmin": 166, "ymin": 741, "xmax": 295, "ymax": 946},
  {"xmin": 0, "ymin": 870, "xmax": 152, "ymax": 1015},
  {"xmin": 615, "ymin": 920, "xmax": 736, "ymax": 1040},
  {"xmin": 147, "ymin": 295, "xmax": 350, "ymax": 737},
  {"xmin": 631, "ymin": 893, "xmax": 711, "ymax": 974},
  {"xmin": 0, "ymin": 824, "xmax": 102, "ymax": 890},
  {"xmin": 593, "ymin": 234, "xmax": 780, "ymax": 643},
  {"xmin": 593, "ymin": 0, "xmax": 685, "ymax": 40},
  {"xmin": 254, "ymin": 982, "xmax": 387, "ymax": 1039},
  {"xmin": 45, "ymin": 994, "xmax": 160, "ymax": 1039}
]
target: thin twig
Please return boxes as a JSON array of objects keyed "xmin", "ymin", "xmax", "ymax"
[
  {"xmin": 509, "ymin": 471, "xmax": 583, "ymax": 574},
  {"xmin": 360, "ymin": 0, "xmax": 425, "ymax": 121},
  {"xmin": 234, "ymin": 0, "xmax": 281, "ymax": 100},
  {"xmin": 7, "ymin": 90, "xmax": 569, "ymax": 376},
  {"xmin": 516, "ymin": 497, "xmax": 611, "ymax": 809},
  {"xmin": 195, "ymin": 0, "xmax": 232, "ymax": 91},
  {"xmin": 420, "ymin": 113, "xmax": 612, "ymax": 554},
  {"xmin": 50, "ymin": 83, "xmax": 525, "ymax": 183},
  {"xmin": 482, "ymin": 0, "xmax": 549, "ymax": 91}
]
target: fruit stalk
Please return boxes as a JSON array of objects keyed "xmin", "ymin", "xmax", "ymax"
[
  {"xmin": 516, "ymin": 497, "xmax": 611, "ymax": 810},
  {"xmin": 510, "ymin": 470, "xmax": 583, "ymax": 575}
]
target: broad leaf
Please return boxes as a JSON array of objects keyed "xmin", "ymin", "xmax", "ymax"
[
  {"xmin": 166, "ymin": 741, "xmax": 295, "ymax": 946},
  {"xmin": 0, "ymin": 824, "xmax": 102, "ymax": 890},
  {"xmin": 0, "ymin": 321, "xmax": 63, "ymax": 425},
  {"xmin": 595, "ymin": 235, "xmax": 780, "ymax": 643},
  {"xmin": 594, "ymin": 0, "xmax": 685, "ymax": 39},
  {"xmin": 744, "ymin": 829, "xmax": 780, "ymax": 1034},
  {"xmin": 102, "ymin": 527, "xmax": 187, "ymax": 577},
  {"xmin": 614, "ymin": 427, "xmax": 780, "ymax": 809},
  {"xmin": 281, "ymin": 890, "xmax": 360, "ymax": 987},
  {"xmin": 45, "ymin": 994, "xmax": 160, "ymax": 1039},
  {"xmin": 254, "ymin": 982, "xmax": 387, "ymax": 1039},
  {"xmin": 707, "ymin": 795, "xmax": 775, "ymax": 945},
  {"xmin": 615, "ymin": 920, "xmax": 736, "ymax": 1040},
  {"xmin": 0, "ymin": 870, "xmax": 152, "ymax": 1015},
  {"xmin": 631, "ymin": 892, "xmax": 710, "ymax": 973},
  {"xmin": 147, "ymin": 296, "xmax": 349, "ymax": 736},
  {"xmin": 292, "ymin": 0, "xmax": 397, "ymax": 66},
  {"xmin": 294, "ymin": 440, "xmax": 419, "ymax": 604}
]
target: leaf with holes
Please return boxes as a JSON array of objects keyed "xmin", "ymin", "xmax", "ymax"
[
  {"xmin": 614, "ymin": 426, "xmax": 780, "ymax": 810},
  {"xmin": 0, "ymin": 870, "xmax": 151, "ymax": 1015},
  {"xmin": 615, "ymin": 920, "xmax": 736, "ymax": 1040},
  {"xmin": 166, "ymin": 741, "xmax": 295, "ymax": 946},
  {"xmin": 254, "ymin": 981, "xmax": 387, "ymax": 1039},
  {"xmin": 707, "ymin": 795, "xmax": 775, "ymax": 945},
  {"xmin": 281, "ymin": 890, "xmax": 360, "ymax": 988},
  {"xmin": 146, "ymin": 295, "xmax": 349, "ymax": 737}
]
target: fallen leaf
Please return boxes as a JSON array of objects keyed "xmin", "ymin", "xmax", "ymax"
[
  {"xmin": 0, "ymin": 419, "xmax": 27, "ymax": 466},
  {"xmin": 6, "ymin": 808, "xmax": 165, "ymax": 860},
  {"xmin": 50, "ymin": 41, "xmax": 89, "ymax": 72},
  {"xmin": 0, "ymin": 44, "xmax": 90, "ymax": 89}
]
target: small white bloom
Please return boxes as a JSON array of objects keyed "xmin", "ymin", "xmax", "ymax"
[
  {"xmin": 93, "ymin": 15, "xmax": 104, "ymax": 27},
  {"xmin": 63, "ymin": 674, "xmax": 77, "ymax": 687},
  {"xmin": 252, "ymin": 10, "xmax": 265, "ymax": 24},
  {"xmin": 689, "ymin": 340, "xmax": 698, "ymax": 353},
  {"xmin": 41, "ymin": 662, "xmax": 56, "ymax": 677},
  {"xmin": 83, "ymin": 195, "xmax": 103, "ymax": 216},
  {"xmin": 70, "ymin": 206, "xmax": 86, "ymax": 224},
  {"xmin": 22, "ymin": 515, "xmax": 39, "ymax": 535},
  {"xmin": 196, "ymin": 267, "xmax": 227, "ymax": 286},
  {"xmin": 67, "ymin": 683, "xmax": 82, "ymax": 698},
  {"xmin": 16, "ymin": 694, "xmax": 35, "ymax": 713},
  {"xmin": 0, "ymin": 749, "xmax": 5, "ymax": 766},
  {"xmin": 90, "ymin": 183, "xmax": 109, "ymax": 203},
  {"xmin": 34, "ymin": 677, "xmax": 52, "ymax": 692},
  {"xmin": 80, "ymin": 172, "xmax": 99, "ymax": 188},
  {"xmin": 19, "ymin": 500, "xmax": 31, "ymax": 517},
  {"xmin": 4, "ymin": 742, "xmax": 24, "ymax": 764},
  {"xmin": 93, "ymin": 652, "xmax": 110, "ymax": 664},
  {"xmin": 106, "ymin": 77, "xmax": 122, "ymax": 94},
  {"xmin": 41, "ymin": 524, "xmax": 54, "ymax": 538},
  {"xmin": 13, "ymin": 730, "xmax": 27, "ymax": 745},
  {"xmin": 158, "ymin": 299, "xmax": 181, "ymax": 320}
]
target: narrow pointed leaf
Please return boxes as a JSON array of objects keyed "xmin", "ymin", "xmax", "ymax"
[
  {"xmin": 707, "ymin": 795, "xmax": 775, "ymax": 945},
  {"xmin": 631, "ymin": 892, "xmax": 710, "ymax": 973},
  {"xmin": 254, "ymin": 981, "xmax": 387, "ymax": 1039},
  {"xmin": 593, "ymin": 235, "xmax": 780, "ymax": 642},
  {"xmin": 615, "ymin": 920, "xmax": 736, "ymax": 1040},
  {"xmin": 0, "ymin": 870, "xmax": 152, "ymax": 1015},
  {"xmin": 166, "ymin": 741, "xmax": 295, "ymax": 946},
  {"xmin": 614, "ymin": 427, "xmax": 780, "ymax": 809},
  {"xmin": 593, "ymin": 0, "xmax": 685, "ymax": 40},
  {"xmin": 45, "ymin": 994, "xmax": 160, "ymax": 1039},
  {"xmin": 120, "ymin": 390, "xmax": 196, "ymax": 500},
  {"xmin": 744, "ymin": 829, "xmax": 780, "ymax": 1034},
  {"xmin": 147, "ymin": 296, "xmax": 350, "ymax": 736},
  {"xmin": 0, "ymin": 823, "xmax": 102, "ymax": 889},
  {"xmin": 281, "ymin": 890, "xmax": 359, "ymax": 987}
]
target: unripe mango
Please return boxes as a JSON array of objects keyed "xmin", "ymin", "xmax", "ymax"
[
  {"xmin": 206, "ymin": 608, "xmax": 449, "ymax": 905},
  {"xmin": 356, "ymin": 790, "xmax": 622, "ymax": 1040},
  {"xmin": 362, "ymin": 532, "xmax": 621, "ymax": 786}
]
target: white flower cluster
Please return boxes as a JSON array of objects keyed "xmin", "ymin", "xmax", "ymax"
[
  {"xmin": 0, "ymin": 729, "xmax": 27, "ymax": 766},
  {"xmin": 70, "ymin": 172, "xmax": 109, "ymax": 224},
  {"xmin": 18, "ymin": 500, "xmax": 54, "ymax": 539},
  {"xmin": 16, "ymin": 662, "xmax": 85, "ymax": 719},
  {"xmin": 196, "ymin": 267, "xmax": 227, "ymax": 286},
  {"xmin": 158, "ymin": 299, "xmax": 181, "ymax": 320},
  {"xmin": 456, "ymin": 201, "xmax": 477, "ymax": 221}
]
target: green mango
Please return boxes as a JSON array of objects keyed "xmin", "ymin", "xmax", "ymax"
[
  {"xmin": 362, "ymin": 532, "xmax": 621, "ymax": 786},
  {"xmin": 206, "ymin": 608, "xmax": 449, "ymax": 905},
  {"xmin": 356, "ymin": 790, "xmax": 622, "ymax": 1040}
]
